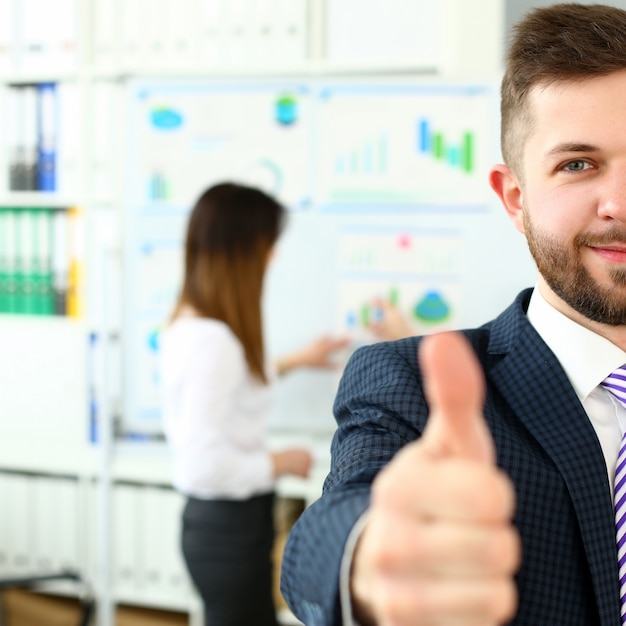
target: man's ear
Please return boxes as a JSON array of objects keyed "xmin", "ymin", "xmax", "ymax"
[{"xmin": 489, "ymin": 164, "xmax": 525, "ymax": 234}]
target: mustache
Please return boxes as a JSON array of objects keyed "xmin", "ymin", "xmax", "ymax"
[{"xmin": 575, "ymin": 227, "xmax": 626, "ymax": 247}]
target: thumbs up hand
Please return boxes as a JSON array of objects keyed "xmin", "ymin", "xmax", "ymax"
[
  {"xmin": 419, "ymin": 330, "xmax": 495, "ymax": 464},
  {"xmin": 350, "ymin": 332, "xmax": 521, "ymax": 625}
]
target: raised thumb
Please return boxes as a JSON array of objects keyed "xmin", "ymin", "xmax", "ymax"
[{"xmin": 419, "ymin": 331, "xmax": 495, "ymax": 464}]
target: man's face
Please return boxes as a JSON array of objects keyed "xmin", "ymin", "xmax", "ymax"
[{"xmin": 495, "ymin": 70, "xmax": 626, "ymax": 326}]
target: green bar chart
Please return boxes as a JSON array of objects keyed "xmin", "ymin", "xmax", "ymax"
[{"xmin": 318, "ymin": 84, "xmax": 493, "ymax": 209}]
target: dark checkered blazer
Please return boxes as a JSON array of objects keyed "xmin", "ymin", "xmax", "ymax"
[{"xmin": 281, "ymin": 289, "xmax": 621, "ymax": 625}]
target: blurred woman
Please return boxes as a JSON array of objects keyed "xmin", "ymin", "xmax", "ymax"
[{"xmin": 160, "ymin": 182, "xmax": 346, "ymax": 626}]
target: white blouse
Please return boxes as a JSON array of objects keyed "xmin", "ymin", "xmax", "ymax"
[{"xmin": 160, "ymin": 317, "xmax": 276, "ymax": 499}]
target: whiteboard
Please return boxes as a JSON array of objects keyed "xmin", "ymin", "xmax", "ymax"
[{"xmin": 123, "ymin": 79, "xmax": 536, "ymax": 435}]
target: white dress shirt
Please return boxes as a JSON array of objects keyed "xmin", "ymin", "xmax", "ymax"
[
  {"xmin": 527, "ymin": 287, "xmax": 626, "ymax": 494},
  {"xmin": 160, "ymin": 316, "xmax": 276, "ymax": 499}
]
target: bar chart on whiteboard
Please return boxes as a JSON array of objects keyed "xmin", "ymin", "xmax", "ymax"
[{"xmin": 316, "ymin": 83, "xmax": 494, "ymax": 210}]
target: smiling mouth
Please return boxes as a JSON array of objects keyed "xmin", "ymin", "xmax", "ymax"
[
  {"xmin": 590, "ymin": 245, "xmax": 626, "ymax": 263},
  {"xmin": 594, "ymin": 243, "xmax": 626, "ymax": 251}
]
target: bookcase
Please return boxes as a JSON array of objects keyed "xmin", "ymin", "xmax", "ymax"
[{"xmin": 0, "ymin": 0, "xmax": 510, "ymax": 625}]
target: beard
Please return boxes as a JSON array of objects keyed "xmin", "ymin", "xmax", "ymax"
[{"xmin": 524, "ymin": 213, "xmax": 626, "ymax": 325}]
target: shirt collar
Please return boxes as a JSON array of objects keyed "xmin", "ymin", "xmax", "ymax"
[{"xmin": 526, "ymin": 286, "xmax": 626, "ymax": 402}]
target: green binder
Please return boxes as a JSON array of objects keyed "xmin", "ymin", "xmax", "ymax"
[
  {"xmin": 5, "ymin": 208, "xmax": 17, "ymax": 314},
  {"xmin": 0, "ymin": 208, "xmax": 7, "ymax": 313},
  {"xmin": 33, "ymin": 208, "xmax": 54, "ymax": 315}
]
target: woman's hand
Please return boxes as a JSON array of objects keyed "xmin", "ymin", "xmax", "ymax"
[
  {"xmin": 271, "ymin": 448, "xmax": 313, "ymax": 478},
  {"xmin": 276, "ymin": 335, "xmax": 349, "ymax": 375}
]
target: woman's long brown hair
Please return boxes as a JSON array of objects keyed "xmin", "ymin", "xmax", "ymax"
[{"xmin": 170, "ymin": 182, "xmax": 285, "ymax": 383}]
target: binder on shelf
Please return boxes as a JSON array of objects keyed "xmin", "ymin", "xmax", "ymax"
[
  {"xmin": 54, "ymin": 478, "xmax": 80, "ymax": 570},
  {"xmin": 113, "ymin": 484, "xmax": 141, "ymax": 593},
  {"xmin": 164, "ymin": 0, "xmax": 196, "ymax": 69},
  {"xmin": 66, "ymin": 206, "xmax": 84, "ymax": 318},
  {"xmin": 19, "ymin": 0, "xmax": 48, "ymax": 74},
  {"xmin": 22, "ymin": 85, "xmax": 38, "ymax": 191},
  {"xmin": 33, "ymin": 208, "xmax": 54, "ymax": 314},
  {"xmin": 0, "ymin": 0, "xmax": 16, "ymax": 75},
  {"xmin": 17, "ymin": 0, "xmax": 77, "ymax": 74},
  {"xmin": 13, "ymin": 208, "xmax": 25, "ymax": 312},
  {"xmin": 0, "ymin": 206, "xmax": 75, "ymax": 317},
  {"xmin": 0, "ymin": 0, "xmax": 78, "ymax": 76},
  {"xmin": 92, "ymin": 0, "xmax": 117, "ymax": 70},
  {"xmin": 3, "ymin": 208, "xmax": 17, "ymax": 313},
  {"xmin": 15, "ymin": 207, "xmax": 36, "ymax": 314},
  {"xmin": 133, "ymin": 0, "xmax": 155, "ymax": 70},
  {"xmin": 223, "ymin": 0, "xmax": 249, "ymax": 65},
  {"xmin": 56, "ymin": 82, "xmax": 82, "ymax": 197},
  {"xmin": 36, "ymin": 83, "xmax": 57, "ymax": 192},
  {"xmin": 0, "ymin": 207, "xmax": 8, "ymax": 312},
  {"xmin": 33, "ymin": 476, "xmax": 61, "ymax": 570},
  {"xmin": 275, "ymin": 0, "xmax": 307, "ymax": 63},
  {"xmin": 141, "ymin": 0, "xmax": 162, "ymax": 70},
  {"xmin": 91, "ymin": 82, "xmax": 115, "ymax": 201},
  {"xmin": 120, "ymin": 0, "xmax": 144, "ymax": 72},
  {"xmin": 198, "ymin": 0, "xmax": 225, "ymax": 67},
  {"xmin": 50, "ymin": 0, "xmax": 78, "ymax": 74},
  {"xmin": 7, "ymin": 85, "xmax": 39, "ymax": 192},
  {"xmin": 7, "ymin": 86, "xmax": 26, "ymax": 191},
  {"xmin": 34, "ymin": 476, "xmax": 80, "ymax": 571},
  {"xmin": 249, "ymin": 0, "xmax": 274, "ymax": 65},
  {"xmin": 51, "ymin": 207, "xmax": 69, "ymax": 315},
  {"xmin": 3, "ymin": 474, "xmax": 35, "ymax": 575}
]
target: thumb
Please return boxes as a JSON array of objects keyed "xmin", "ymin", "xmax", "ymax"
[{"xmin": 419, "ymin": 331, "xmax": 495, "ymax": 464}]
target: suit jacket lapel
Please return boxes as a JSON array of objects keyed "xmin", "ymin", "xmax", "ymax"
[{"xmin": 487, "ymin": 293, "xmax": 619, "ymax": 626}]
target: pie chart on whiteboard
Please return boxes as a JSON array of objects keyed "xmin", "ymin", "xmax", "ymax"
[{"xmin": 241, "ymin": 159, "xmax": 283, "ymax": 196}]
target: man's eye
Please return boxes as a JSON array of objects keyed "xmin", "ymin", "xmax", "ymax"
[{"xmin": 563, "ymin": 160, "xmax": 591, "ymax": 172}]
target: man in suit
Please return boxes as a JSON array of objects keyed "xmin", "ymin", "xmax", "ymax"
[{"xmin": 281, "ymin": 3, "xmax": 626, "ymax": 625}]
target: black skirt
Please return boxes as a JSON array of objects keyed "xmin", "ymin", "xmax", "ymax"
[{"xmin": 181, "ymin": 492, "xmax": 279, "ymax": 626}]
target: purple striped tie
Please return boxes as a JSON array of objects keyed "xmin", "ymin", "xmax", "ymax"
[{"xmin": 601, "ymin": 366, "xmax": 626, "ymax": 624}]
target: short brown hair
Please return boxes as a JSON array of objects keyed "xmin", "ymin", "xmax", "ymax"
[
  {"xmin": 501, "ymin": 3, "xmax": 626, "ymax": 173},
  {"xmin": 171, "ymin": 182, "xmax": 285, "ymax": 383}
]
